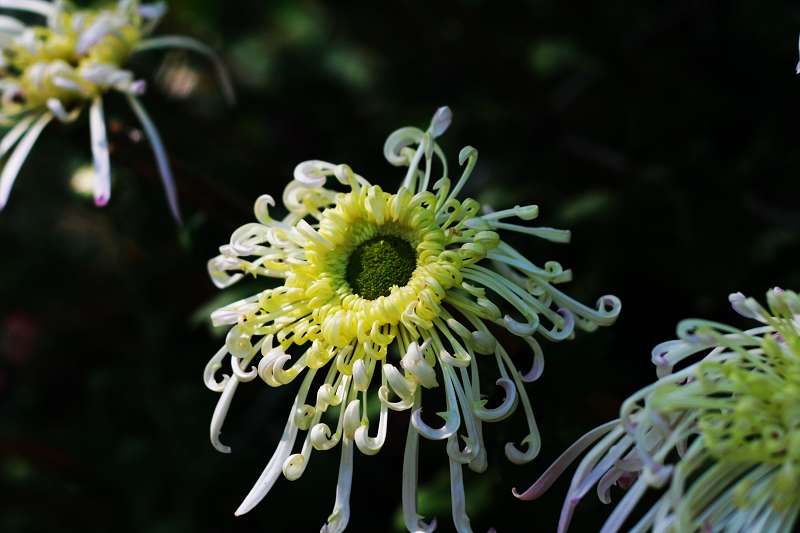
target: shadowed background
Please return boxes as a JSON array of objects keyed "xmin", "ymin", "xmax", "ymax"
[{"xmin": 2, "ymin": 0, "xmax": 800, "ymax": 531}]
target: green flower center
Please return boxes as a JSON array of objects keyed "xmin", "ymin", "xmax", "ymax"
[{"xmin": 346, "ymin": 235, "xmax": 416, "ymax": 300}]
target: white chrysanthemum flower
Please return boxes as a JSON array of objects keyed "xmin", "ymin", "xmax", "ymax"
[
  {"xmin": 205, "ymin": 107, "xmax": 621, "ymax": 533},
  {"xmin": 517, "ymin": 288, "xmax": 800, "ymax": 533},
  {"xmin": 0, "ymin": 0, "xmax": 234, "ymax": 221}
]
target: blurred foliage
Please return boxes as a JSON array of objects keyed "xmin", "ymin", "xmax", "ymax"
[{"xmin": 2, "ymin": 0, "xmax": 800, "ymax": 532}]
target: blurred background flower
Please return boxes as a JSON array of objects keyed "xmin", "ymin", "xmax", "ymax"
[
  {"xmin": 0, "ymin": 0, "xmax": 233, "ymax": 220},
  {"xmin": 516, "ymin": 288, "xmax": 800, "ymax": 532},
  {"xmin": 1, "ymin": 1, "xmax": 799, "ymax": 532}
]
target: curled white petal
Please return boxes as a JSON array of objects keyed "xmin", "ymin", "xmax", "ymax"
[
  {"xmin": 46, "ymin": 97, "xmax": 80, "ymax": 123},
  {"xmin": 203, "ymin": 346, "xmax": 230, "ymax": 392},
  {"xmin": 228, "ymin": 222, "xmax": 270, "ymax": 256},
  {"xmin": 270, "ymin": 353, "xmax": 296, "ymax": 384},
  {"xmin": 504, "ymin": 314, "xmax": 539, "ymax": 337},
  {"xmin": 293, "ymin": 404, "xmax": 315, "ymax": 431},
  {"xmin": 207, "ymin": 255, "xmax": 244, "ymax": 289},
  {"xmin": 539, "ymin": 308, "xmax": 575, "ymax": 342},
  {"xmin": 254, "ymin": 194, "xmax": 275, "ymax": 224},
  {"xmin": 210, "ymin": 375, "xmax": 239, "ymax": 453},
  {"xmin": 316, "ymin": 383, "xmax": 343, "ymax": 411},
  {"xmin": 225, "ymin": 325, "xmax": 252, "ymax": 359},
  {"xmin": 282, "ymin": 453, "xmax": 307, "ymax": 481},
  {"xmin": 469, "ymin": 331, "xmax": 496, "ymax": 355},
  {"xmin": 378, "ymin": 385, "xmax": 415, "ymax": 411},
  {"xmin": 411, "ymin": 407, "xmax": 460, "ymax": 440},
  {"xmin": 401, "ymin": 339, "xmax": 439, "ymax": 389},
  {"xmin": 310, "ymin": 422, "xmax": 341, "ymax": 451},
  {"xmin": 383, "ymin": 126, "xmax": 424, "ymax": 166},
  {"xmin": 258, "ymin": 346, "xmax": 288, "ymax": 387},
  {"xmin": 520, "ymin": 336, "xmax": 545, "ymax": 382},
  {"xmin": 343, "ymin": 399, "xmax": 361, "ymax": 440},
  {"xmin": 230, "ymin": 354, "xmax": 258, "ymax": 382},
  {"xmin": 383, "ymin": 363, "xmax": 417, "ymax": 399},
  {"xmin": 505, "ymin": 432, "xmax": 541, "ymax": 465},
  {"xmin": 355, "ymin": 404, "xmax": 388, "ymax": 455},
  {"xmin": 473, "ymin": 378, "xmax": 517, "ymax": 422},
  {"xmin": 294, "ymin": 160, "xmax": 334, "ymax": 188},
  {"xmin": 352, "ymin": 359, "xmax": 369, "ymax": 391},
  {"xmin": 211, "ymin": 295, "xmax": 260, "ymax": 326},
  {"xmin": 447, "ymin": 434, "xmax": 480, "ymax": 465},
  {"xmin": 439, "ymin": 349, "xmax": 471, "ymax": 368}
]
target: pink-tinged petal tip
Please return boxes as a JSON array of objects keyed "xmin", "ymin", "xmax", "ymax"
[
  {"xmin": 129, "ymin": 80, "xmax": 147, "ymax": 95},
  {"xmin": 95, "ymin": 195, "xmax": 108, "ymax": 206}
]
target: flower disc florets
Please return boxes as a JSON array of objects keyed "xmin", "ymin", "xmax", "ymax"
[
  {"xmin": 518, "ymin": 288, "xmax": 800, "ymax": 533},
  {"xmin": 345, "ymin": 235, "xmax": 416, "ymax": 300},
  {"xmin": 205, "ymin": 107, "xmax": 621, "ymax": 533}
]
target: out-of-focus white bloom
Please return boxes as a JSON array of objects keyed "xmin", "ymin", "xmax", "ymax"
[
  {"xmin": 0, "ymin": 0, "xmax": 234, "ymax": 221},
  {"xmin": 517, "ymin": 288, "xmax": 800, "ymax": 533},
  {"xmin": 205, "ymin": 107, "xmax": 621, "ymax": 532}
]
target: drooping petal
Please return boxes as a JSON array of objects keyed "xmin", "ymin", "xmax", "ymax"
[
  {"xmin": 89, "ymin": 96, "xmax": 111, "ymax": 206},
  {"xmin": 235, "ymin": 369, "xmax": 317, "ymax": 516},
  {"xmin": 124, "ymin": 94, "xmax": 181, "ymax": 223},
  {"xmin": 0, "ymin": 112, "xmax": 52, "ymax": 210},
  {"xmin": 402, "ymin": 396, "xmax": 437, "ymax": 533},
  {"xmin": 320, "ymin": 436, "xmax": 354, "ymax": 533},
  {"xmin": 513, "ymin": 420, "xmax": 619, "ymax": 500},
  {"xmin": 0, "ymin": 115, "xmax": 34, "ymax": 158},
  {"xmin": 209, "ymin": 375, "xmax": 239, "ymax": 453},
  {"xmin": 449, "ymin": 458, "xmax": 473, "ymax": 533}
]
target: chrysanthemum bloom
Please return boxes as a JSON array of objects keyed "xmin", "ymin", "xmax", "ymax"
[
  {"xmin": 0, "ymin": 0, "xmax": 234, "ymax": 221},
  {"xmin": 516, "ymin": 288, "xmax": 800, "ymax": 533},
  {"xmin": 205, "ymin": 107, "xmax": 621, "ymax": 532}
]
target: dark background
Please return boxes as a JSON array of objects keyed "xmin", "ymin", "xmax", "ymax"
[{"xmin": 2, "ymin": 0, "xmax": 800, "ymax": 531}]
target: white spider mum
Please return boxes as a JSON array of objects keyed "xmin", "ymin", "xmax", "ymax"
[
  {"xmin": 518, "ymin": 288, "xmax": 800, "ymax": 533},
  {"xmin": 206, "ymin": 107, "xmax": 621, "ymax": 532}
]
